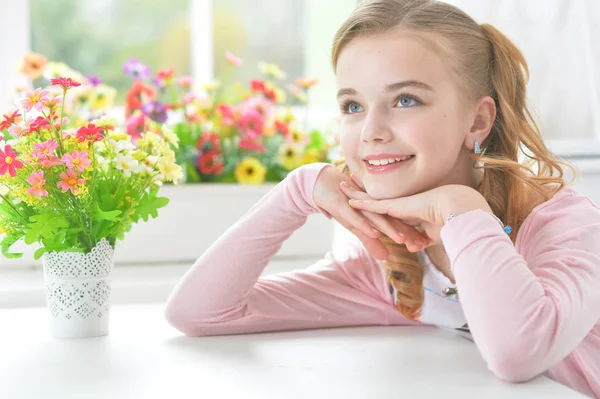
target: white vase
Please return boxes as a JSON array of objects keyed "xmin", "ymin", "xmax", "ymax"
[{"xmin": 42, "ymin": 238, "xmax": 114, "ymax": 338}]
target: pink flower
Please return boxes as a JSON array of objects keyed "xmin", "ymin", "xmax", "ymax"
[
  {"xmin": 126, "ymin": 113, "xmax": 145, "ymax": 142},
  {"xmin": 239, "ymin": 96, "xmax": 272, "ymax": 118},
  {"xmin": 8, "ymin": 123, "xmax": 27, "ymax": 137},
  {"xmin": 57, "ymin": 169, "xmax": 85, "ymax": 194},
  {"xmin": 177, "ymin": 76, "xmax": 193, "ymax": 88},
  {"xmin": 238, "ymin": 135, "xmax": 265, "ymax": 153},
  {"xmin": 61, "ymin": 150, "xmax": 91, "ymax": 173},
  {"xmin": 27, "ymin": 171, "xmax": 48, "ymax": 198},
  {"xmin": 40, "ymin": 155, "xmax": 62, "ymax": 169},
  {"xmin": 225, "ymin": 51, "xmax": 243, "ymax": 66},
  {"xmin": 33, "ymin": 139, "xmax": 59, "ymax": 160},
  {"xmin": 50, "ymin": 77, "xmax": 81, "ymax": 89},
  {"xmin": 238, "ymin": 109, "xmax": 264, "ymax": 137},
  {"xmin": 0, "ymin": 145, "xmax": 24, "ymax": 177},
  {"xmin": 21, "ymin": 88, "xmax": 50, "ymax": 112}
]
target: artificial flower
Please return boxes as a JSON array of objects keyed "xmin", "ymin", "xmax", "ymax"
[
  {"xmin": 57, "ymin": 169, "xmax": 85, "ymax": 194},
  {"xmin": 234, "ymin": 157, "xmax": 267, "ymax": 185}
]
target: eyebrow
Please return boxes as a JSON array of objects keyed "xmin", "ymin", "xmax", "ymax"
[{"xmin": 336, "ymin": 80, "xmax": 434, "ymax": 98}]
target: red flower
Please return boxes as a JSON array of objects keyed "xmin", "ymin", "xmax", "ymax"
[
  {"xmin": 156, "ymin": 69, "xmax": 175, "ymax": 80},
  {"xmin": 197, "ymin": 150, "xmax": 223, "ymax": 175},
  {"xmin": 28, "ymin": 116, "xmax": 51, "ymax": 133},
  {"xmin": 238, "ymin": 135, "xmax": 265, "ymax": 153},
  {"xmin": 76, "ymin": 123, "xmax": 105, "ymax": 143},
  {"xmin": 0, "ymin": 110, "xmax": 22, "ymax": 131},
  {"xmin": 274, "ymin": 120, "xmax": 289, "ymax": 137},
  {"xmin": 196, "ymin": 131, "xmax": 220, "ymax": 153},
  {"xmin": 264, "ymin": 88, "xmax": 277, "ymax": 101},
  {"xmin": 250, "ymin": 79, "xmax": 265, "ymax": 93},
  {"xmin": 126, "ymin": 81, "xmax": 156, "ymax": 118},
  {"xmin": 50, "ymin": 77, "xmax": 81, "ymax": 89}
]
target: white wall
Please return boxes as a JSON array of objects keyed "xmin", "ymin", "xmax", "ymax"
[{"xmin": 0, "ymin": 0, "xmax": 30, "ymax": 111}]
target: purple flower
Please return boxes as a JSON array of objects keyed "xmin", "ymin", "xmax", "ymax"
[
  {"xmin": 123, "ymin": 59, "xmax": 150, "ymax": 80},
  {"xmin": 152, "ymin": 77, "xmax": 166, "ymax": 92},
  {"xmin": 140, "ymin": 101, "xmax": 168, "ymax": 123},
  {"xmin": 87, "ymin": 75, "xmax": 102, "ymax": 86}
]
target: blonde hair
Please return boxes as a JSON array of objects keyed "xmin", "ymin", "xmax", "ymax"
[{"xmin": 332, "ymin": 0, "xmax": 574, "ymax": 320}]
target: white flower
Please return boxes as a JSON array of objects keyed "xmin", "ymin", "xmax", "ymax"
[
  {"xmin": 109, "ymin": 139, "xmax": 136, "ymax": 153},
  {"xmin": 115, "ymin": 153, "xmax": 141, "ymax": 177}
]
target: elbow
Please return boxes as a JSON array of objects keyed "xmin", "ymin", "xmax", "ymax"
[
  {"xmin": 483, "ymin": 343, "xmax": 547, "ymax": 383},
  {"xmin": 164, "ymin": 304, "xmax": 210, "ymax": 337}
]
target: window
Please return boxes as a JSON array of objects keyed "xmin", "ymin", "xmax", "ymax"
[{"xmin": 30, "ymin": 0, "xmax": 191, "ymax": 104}]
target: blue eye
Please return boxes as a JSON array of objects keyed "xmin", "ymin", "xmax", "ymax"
[
  {"xmin": 345, "ymin": 102, "xmax": 364, "ymax": 114},
  {"xmin": 396, "ymin": 95, "xmax": 419, "ymax": 108}
]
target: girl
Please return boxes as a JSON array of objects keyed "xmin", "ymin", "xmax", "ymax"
[{"xmin": 165, "ymin": 0, "xmax": 600, "ymax": 397}]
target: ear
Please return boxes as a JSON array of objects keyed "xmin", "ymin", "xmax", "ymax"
[{"xmin": 464, "ymin": 96, "xmax": 496, "ymax": 151}]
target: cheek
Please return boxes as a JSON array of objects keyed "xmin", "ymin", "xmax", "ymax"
[{"xmin": 339, "ymin": 121, "xmax": 361, "ymax": 165}]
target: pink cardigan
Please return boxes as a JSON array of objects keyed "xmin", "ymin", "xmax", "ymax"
[{"xmin": 165, "ymin": 163, "xmax": 600, "ymax": 398}]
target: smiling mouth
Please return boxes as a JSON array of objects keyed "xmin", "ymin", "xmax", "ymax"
[{"xmin": 364, "ymin": 155, "xmax": 415, "ymax": 174}]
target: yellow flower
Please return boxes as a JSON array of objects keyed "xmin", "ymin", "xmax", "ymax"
[
  {"xmin": 301, "ymin": 148, "xmax": 321, "ymax": 165},
  {"xmin": 290, "ymin": 129, "xmax": 307, "ymax": 146},
  {"xmin": 107, "ymin": 128, "xmax": 129, "ymax": 142},
  {"xmin": 235, "ymin": 157, "xmax": 267, "ymax": 185},
  {"xmin": 90, "ymin": 85, "xmax": 116, "ymax": 110},
  {"xmin": 258, "ymin": 62, "xmax": 287, "ymax": 80},
  {"xmin": 162, "ymin": 126, "xmax": 179, "ymax": 148},
  {"xmin": 158, "ymin": 157, "xmax": 183, "ymax": 182},
  {"xmin": 275, "ymin": 89, "xmax": 286, "ymax": 104},
  {"xmin": 202, "ymin": 81, "xmax": 221, "ymax": 92},
  {"xmin": 280, "ymin": 145, "xmax": 300, "ymax": 171}
]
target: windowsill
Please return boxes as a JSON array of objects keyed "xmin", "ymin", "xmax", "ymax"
[{"xmin": 0, "ymin": 256, "xmax": 321, "ymax": 308}]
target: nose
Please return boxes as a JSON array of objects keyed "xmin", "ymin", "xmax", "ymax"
[{"xmin": 360, "ymin": 112, "xmax": 393, "ymax": 143}]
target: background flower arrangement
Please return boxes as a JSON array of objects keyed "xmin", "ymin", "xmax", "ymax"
[
  {"xmin": 123, "ymin": 51, "xmax": 335, "ymax": 185},
  {"xmin": 0, "ymin": 76, "xmax": 181, "ymax": 259}
]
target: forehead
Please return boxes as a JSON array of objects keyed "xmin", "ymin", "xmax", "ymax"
[{"xmin": 335, "ymin": 30, "xmax": 455, "ymax": 93}]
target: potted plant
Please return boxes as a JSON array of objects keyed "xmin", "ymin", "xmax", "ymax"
[{"xmin": 0, "ymin": 77, "xmax": 181, "ymax": 338}]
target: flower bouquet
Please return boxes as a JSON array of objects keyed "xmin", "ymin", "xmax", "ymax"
[
  {"xmin": 123, "ymin": 52, "xmax": 333, "ymax": 185},
  {"xmin": 0, "ymin": 77, "xmax": 181, "ymax": 338}
]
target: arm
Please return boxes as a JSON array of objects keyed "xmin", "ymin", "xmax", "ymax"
[
  {"xmin": 164, "ymin": 163, "xmax": 404, "ymax": 336},
  {"xmin": 440, "ymin": 194, "xmax": 600, "ymax": 382}
]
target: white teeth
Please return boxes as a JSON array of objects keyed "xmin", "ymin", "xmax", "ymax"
[{"xmin": 367, "ymin": 155, "xmax": 413, "ymax": 166}]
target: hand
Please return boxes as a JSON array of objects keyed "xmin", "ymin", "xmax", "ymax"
[
  {"xmin": 341, "ymin": 183, "xmax": 493, "ymax": 251},
  {"xmin": 313, "ymin": 166, "xmax": 429, "ymax": 259}
]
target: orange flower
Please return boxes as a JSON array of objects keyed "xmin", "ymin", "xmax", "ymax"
[
  {"xmin": 57, "ymin": 169, "xmax": 85, "ymax": 194},
  {"xmin": 126, "ymin": 81, "xmax": 156, "ymax": 118},
  {"xmin": 296, "ymin": 78, "xmax": 318, "ymax": 89},
  {"xmin": 18, "ymin": 52, "xmax": 48, "ymax": 79}
]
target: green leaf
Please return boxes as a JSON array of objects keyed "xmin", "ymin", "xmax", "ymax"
[
  {"xmin": 131, "ymin": 188, "xmax": 169, "ymax": 223},
  {"xmin": 1, "ymin": 235, "xmax": 23, "ymax": 259},
  {"xmin": 93, "ymin": 203, "xmax": 122, "ymax": 221},
  {"xmin": 25, "ymin": 214, "xmax": 69, "ymax": 245},
  {"xmin": 306, "ymin": 130, "xmax": 325, "ymax": 150}
]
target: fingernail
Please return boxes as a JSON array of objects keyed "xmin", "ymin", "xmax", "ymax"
[
  {"xmin": 340, "ymin": 181, "xmax": 348, "ymax": 187},
  {"xmin": 349, "ymin": 199, "xmax": 359, "ymax": 204},
  {"xmin": 372, "ymin": 229, "xmax": 380, "ymax": 236}
]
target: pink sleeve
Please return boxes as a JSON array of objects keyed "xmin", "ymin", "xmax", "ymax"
[
  {"xmin": 164, "ymin": 163, "xmax": 411, "ymax": 336},
  {"xmin": 440, "ymin": 195, "xmax": 600, "ymax": 383}
]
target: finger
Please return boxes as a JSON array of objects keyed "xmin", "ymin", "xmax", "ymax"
[
  {"xmin": 361, "ymin": 212, "xmax": 406, "ymax": 244},
  {"xmin": 338, "ymin": 208, "xmax": 380, "ymax": 239},
  {"xmin": 349, "ymin": 173, "xmax": 365, "ymax": 191},
  {"xmin": 349, "ymin": 195, "xmax": 428, "ymax": 223},
  {"xmin": 339, "ymin": 181, "xmax": 371, "ymax": 200}
]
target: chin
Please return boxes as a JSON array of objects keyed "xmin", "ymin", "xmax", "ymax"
[{"xmin": 364, "ymin": 183, "xmax": 412, "ymax": 200}]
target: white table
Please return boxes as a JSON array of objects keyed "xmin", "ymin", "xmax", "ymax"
[{"xmin": 0, "ymin": 304, "xmax": 586, "ymax": 399}]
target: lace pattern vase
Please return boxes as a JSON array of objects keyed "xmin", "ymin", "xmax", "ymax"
[{"xmin": 42, "ymin": 238, "xmax": 114, "ymax": 338}]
